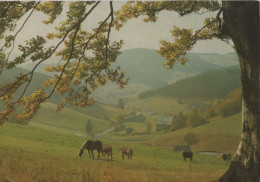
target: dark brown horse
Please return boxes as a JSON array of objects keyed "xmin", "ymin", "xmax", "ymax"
[
  {"xmin": 102, "ymin": 145, "xmax": 112, "ymax": 160},
  {"xmin": 122, "ymin": 147, "xmax": 133, "ymax": 160},
  {"xmin": 79, "ymin": 140, "xmax": 102, "ymax": 159}
]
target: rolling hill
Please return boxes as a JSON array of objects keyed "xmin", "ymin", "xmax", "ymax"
[
  {"xmin": 115, "ymin": 48, "xmax": 238, "ymax": 87},
  {"xmin": 21, "ymin": 49, "xmax": 239, "ymax": 105},
  {"xmin": 30, "ymin": 102, "xmax": 112, "ymax": 135},
  {"xmin": 139, "ymin": 65, "xmax": 241, "ymax": 99},
  {"xmin": 24, "ymin": 49, "xmax": 238, "ymax": 88},
  {"xmin": 114, "ymin": 49, "xmax": 217, "ymax": 87},
  {"xmin": 91, "ymin": 48, "xmax": 238, "ymax": 104},
  {"xmin": 149, "ymin": 112, "xmax": 242, "ymax": 153}
]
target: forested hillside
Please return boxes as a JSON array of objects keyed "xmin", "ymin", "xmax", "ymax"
[
  {"xmin": 139, "ymin": 66, "xmax": 241, "ymax": 99},
  {"xmin": 90, "ymin": 48, "xmax": 238, "ymax": 104},
  {"xmin": 115, "ymin": 48, "xmax": 237, "ymax": 87}
]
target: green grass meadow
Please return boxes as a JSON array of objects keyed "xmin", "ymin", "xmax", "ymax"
[
  {"xmin": 0, "ymin": 99, "xmax": 242, "ymax": 182},
  {"xmin": 0, "ymin": 122, "xmax": 236, "ymax": 182}
]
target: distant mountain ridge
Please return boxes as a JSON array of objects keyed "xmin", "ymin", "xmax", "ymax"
[
  {"xmin": 115, "ymin": 48, "xmax": 238, "ymax": 87},
  {"xmin": 92, "ymin": 48, "xmax": 238, "ymax": 104},
  {"xmin": 21, "ymin": 48, "xmax": 238, "ymax": 104},
  {"xmin": 139, "ymin": 65, "xmax": 241, "ymax": 99},
  {"xmin": 23, "ymin": 48, "xmax": 238, "ymax": 88}
]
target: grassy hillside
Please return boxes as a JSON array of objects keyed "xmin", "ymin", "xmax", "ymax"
[
  {"xmin": 0, "ymin": 94, "xmax": 242, "ymax": 182},
  {"xmin": 30, "ymin": 102, "xmax": 112, "ymax": 135},
  {"xmin": 149, "ymin": 113, "xmax": 241, "ymax": 153},
  {"xmin": 139, "ymin": 65, "xmax": 241, "ymax": 99},
  {"xmin": 0, "ymin": 121, "xmax": 233, "ymax": 182}
]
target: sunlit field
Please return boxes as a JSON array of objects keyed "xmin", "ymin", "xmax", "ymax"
[{"xmin": 0, "ymin": 123, "xmax": 232, "ymax": 182}]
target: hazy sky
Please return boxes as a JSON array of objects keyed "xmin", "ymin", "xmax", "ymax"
[{"xmin": 13, "ymin": 1, "xmax": 234, "ymax": 58}]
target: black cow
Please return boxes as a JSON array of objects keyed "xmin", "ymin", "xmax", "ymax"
[
  {"xmin": 181, "ymin": 151, "xmax": 193, "ymax": 161},
  {"xmin": 220, "ymin": 153, "xmax": 232, "ymax": 162}
]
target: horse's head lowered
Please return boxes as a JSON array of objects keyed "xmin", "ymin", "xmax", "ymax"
[
  {"xmin": 79, "ymin": 142, "xmax": 86, "ymax": 157},
  {"xmin": 79, "ymin": 148, "xmax": 84, "ymax": 157}
]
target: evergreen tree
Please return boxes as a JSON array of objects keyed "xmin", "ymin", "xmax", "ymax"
[
  {"xmin": 184, "ymin": 132, "xmax": 200, "ymax": 145},
  {"xmin": 85, "ymin": 119, "xmax": 92, "ymax": 134},
  {"xmin": 118, "ymin": 98, "xmax": 124, "ymax": 109}
]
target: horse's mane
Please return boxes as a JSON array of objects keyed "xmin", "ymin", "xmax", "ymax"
[{"xmin": 80, "ymin": 140, "xmax": 87, "ymax": 150}]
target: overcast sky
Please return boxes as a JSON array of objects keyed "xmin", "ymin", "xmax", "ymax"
[{"xmin": 13, "ymin": 1, "xmax": 234, "ymax": 58}]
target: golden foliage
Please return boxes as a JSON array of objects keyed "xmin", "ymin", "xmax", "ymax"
[
  {"xmin": 213, "ymin": 88, "xmax": 242, "ymax": 117},
  {"xmin": 0, "ymin": 1, "xmax": 225, "ymax": 123},
  {"xmin": 17, "ymin": 89, "xmax": 47, "ymax": 121}
]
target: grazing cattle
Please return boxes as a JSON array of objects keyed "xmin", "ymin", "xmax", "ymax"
[
  {"xmin": 122, "ymin": 147, "xmax": 133, "ymax": 160},
  {"xmin": 220, "ymin": 153, "xmax": 232, "ymax": 162},
  {"xmin": 79, "ymin": 140, "xmax": 102, "ymax": 159},
  {"xmin": 102, "ymin": 145, "xmax": 113, "ymax": 160},
  {"xmin": 181, "ymin": 151, "xmax": 193, "ymax": 161}
]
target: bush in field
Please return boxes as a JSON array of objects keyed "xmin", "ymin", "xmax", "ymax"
[{"xmin": 184, "ymin": 132, "xmax": 200, "ymax": 145}]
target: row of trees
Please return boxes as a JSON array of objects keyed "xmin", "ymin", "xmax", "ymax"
[
  {"xmin": 205, "ymin": 88, "xmax": 242, "ymax": 119},
  {"xmin": 176, "ymin": 88, "xmax": 242, "ymax": 130},
  {"xmin": 213, "ymin": 88, "xmax": 242, "ymax": 117},
  {"xmin": 170, "ymin": 110, "xmax": 205, "ymax": 131}
]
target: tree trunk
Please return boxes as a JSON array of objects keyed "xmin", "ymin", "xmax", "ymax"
[{"xmin": 218, "ymin": 2, "xmax": 260, "ymax": 182}]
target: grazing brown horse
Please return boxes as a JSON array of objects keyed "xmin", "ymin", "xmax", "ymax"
[
  {"xmin": 79, "ymin": 140, "xmax": 102, "ymax": 159},
  {"xmin": 122, "ymin": 147, "xmax": 133, "ymax": 160},
  {"xmin": 181, "ymin": 151, "xmax": 193, "ymax": 161},
  {"xmin": 102, "ymin": 145, "xmax": 113, "ymax": 160}
]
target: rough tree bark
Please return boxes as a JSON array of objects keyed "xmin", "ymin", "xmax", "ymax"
[{"xmin": 218, "ymin": 1, "xmax": 260, "ymax": 182}]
